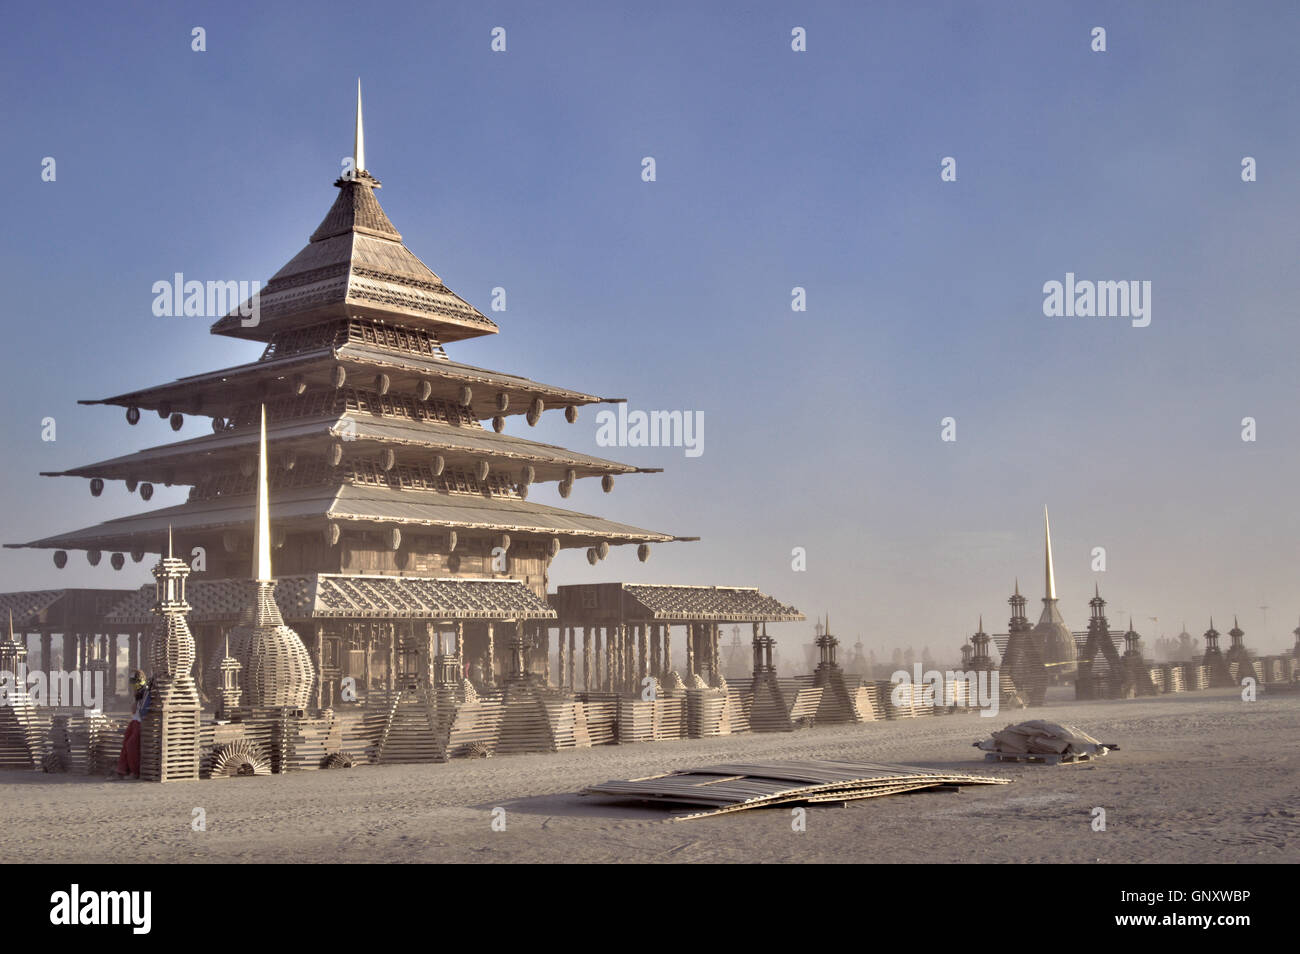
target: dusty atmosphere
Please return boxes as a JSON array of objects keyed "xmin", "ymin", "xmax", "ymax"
[{"xmin": 4, "ymin": 687, "xmax": 1295, "ymax": 864}]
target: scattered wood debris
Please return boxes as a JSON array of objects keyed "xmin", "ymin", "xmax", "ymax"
[
  {"xmin": 583, "ymin": 758, "xmax": 1009, "ymax": 819},
  {"xmin": 975, "ymin": 720, "xmax": 1118, "ymax": 765}
]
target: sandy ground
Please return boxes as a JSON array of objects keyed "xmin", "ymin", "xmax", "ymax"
[{"xmin": 3, "ymin": 687, "xmax": 1296, "ymax": 864}]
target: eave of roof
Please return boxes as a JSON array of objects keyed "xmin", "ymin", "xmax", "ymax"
[
  {"xmin": 40, "ymin": 411, "xmax": 659, "ymax": 484},
  {"xmin": 77, "ymin": 347, "xmax": 621, "ymax": 422},
  {"xmin": 7, "ymin": 484, "xmax": 692, "ymax": 552}
]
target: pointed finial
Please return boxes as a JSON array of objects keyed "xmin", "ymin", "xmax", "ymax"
[
  {"xmin": 354, "ymin": 78, "xmax": 366, "ymax": 175},
  {"xmin": 1094, "ymin": 582, "xmax": 1100, "ymax": 598},
  {"xmin": 1014, "ymin": 577, "xmax": 1020, "ymax": 596},
  {"xmin": 6, "ymin": 609, "xmax": 12, "ymax": 643},
  {"xmin": 1043, "ymin": 506, "xmax": 1057, "ymax": 601},
  {"xmin": 254, "ymin": 404, "xmax": 272, "ymax": 582},
  {"xmin": 978, "ymin": 614, "xmax": 984, "ymax": 632},
  {"xmin": 167, "ymin": 524, "xmax": 173, "ymax": 560}
]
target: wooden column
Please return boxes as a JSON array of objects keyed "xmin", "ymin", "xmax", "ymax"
[
  {"xmin": 557, "ymin": 626, "xmax": 568, "ymax": 690},
  {"xmin": 363, "ymin": 624, "xmax": 373, "ymax": 695},
  {"xmin": 568, "ymin": 626, "xmax": 576, "ymax": 690},
  {"xmin": 40, "ymin": 630, "xmax": 52, "ymax": 674},
  {"xmin": 624, "ymin": 624, "xmax": 633, "ymax": 693},
  {"xmin": 605, "ymin": 626, "xmax": 614, "ymax": 692},
  {"xmin": 637, "ymin": 624, "xmax": 648, "ymax": 685},
  {"xmin": 486, "ymin": 622, "xmax": 496, "ymax": 687},
  {"xmin": 685, "ymin": 624, "xmax": 695, "ymax": 678},
  {"xmin": 612, "ymin": 625, "xmax": 621, "ymax": 694},
  {"xmin": 455, "ymin": 621, "xmax": 464, "ymax": 660},
  {"xmin": 314, "ymin": 624, "xmax": 325, "ymax": 709},
  {"xmin": 663, "ymin": 624, "xmax": 672, "ymax": 676},
  {"xmin": 386, "ymin": 624, "xmax": 396, "ymax": 692},
  {"xmin": 542, "ymin": 624, "xmax": 551, "ymax": 686},
  {"xmin": 107, "ymin": 634, "xmax": 119, "ymax": 705},
  {"xmin": 711, "ymin": 622, "xmax": 721, "ymax": 684},
  {"xmin": 584, "ymin": 627, "xmax": 592, "ymax": 690}
]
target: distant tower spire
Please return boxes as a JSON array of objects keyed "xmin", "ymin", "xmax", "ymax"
[
  {"xmin": 254, "ymin": 405, "xmax": 272, "ymax": 582},
  {"xmin": 1043, "ymin": 506, "xmax": 1057, "ymax": 600},
  {"xmin": 354, "ymin": 78, "xmax": 366, "ymax": 175}
]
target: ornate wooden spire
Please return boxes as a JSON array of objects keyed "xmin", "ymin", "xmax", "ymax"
[
  {"xmin": 354, "ymin": 78, "xmax": 366, "ymax": 175},
  {"xmin": 254, "ymin": 405, "xmax": 272, "ymax": 582}
]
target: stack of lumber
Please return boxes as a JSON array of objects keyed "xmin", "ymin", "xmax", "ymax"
[
  {"xmin": 722, "ymin": 688, "xmax": 751, "ymax": 735},
  {"xmin": 375, "ymin": 686, "xmax": 449, "ymax": 763},
  {"xmin": 860, "ymin": 681, "xmax": 890, "ymax": 719},
  {"xmin": 1164, "ymin": 665, "xmax": 1185, "ymax": 692},
  {"xmin": 497, "ymin": 687, "xmax": 559, "ymax": 754},
  {"xmin": 278, "ymin": 713, "xmax": 343, "ymax": 771},
  {"xmin": 334, "ymin": 707, "xmax": 376, "ymax": 764},
  {"xmin": 878, "ymin": 680, "xmax": 926, "ymax": 719},
  {"xmin": 0, "ymin": 684, "xmax": 49, "ymax": 769},
  {"xmin": 685, "ymin": 688, "xmax": 729, "ymax": 738},
  {"xmin": 748, "ymin": 676, "xmax": 793, "ymax": 732},
  {"xmin": 51, "ymin": 713, "xmax": 107, "ymax": 774},
  {"xmin": 444, "ymin": 697, "xmax": 505, "ymax": 758},
  {"xmin": 94, "ymin": 717, "xmax": 127, "ymax": 775},
  {"xmin": 575, "ymin": 694, "xmax": 618, "ymax": 745},
  {"xmin": 140, "ymin": 674, "xmax": 201, "ymax": 783},
  {"xmin": 1183, "ymin": 663, "xmax": 1209, "ymax": 691},
  {"xmin": 786, "ymin": 684, "xmax": 823, "ymax": 725},
  {"xmin": 851, "ymin": 684, "xmax": 878, "ymax": 721},
  {"xmin": 585, "ymin": 758, "xmax": 1010, "ymax": 820},
  {"xmin": 976, "ymin": 720, "xmax": 1117, "ymax": 765},
  {"xmin": 651, "ymin": 696, "xmax": 686, "ymax": 741},
  {"xmin": 617, "ymin": 698, "xmax": 655, "ymax": 743},
  {"xmin": 1147, "ymin": 666, "xmax": 1168, "ymax": 694},
  {"xmin": 812, "ymin": 669, "xmax": 865, "ymax": 724},
  {"xmin": 542, "ymin": 698, "xmax": 580, "ymax": 749}
]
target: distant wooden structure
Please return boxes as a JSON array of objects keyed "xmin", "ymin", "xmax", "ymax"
[
  {"xmin": 0, "ymin": 589, "xmax": 138, "ymax": 707},
  {"xmin": 551, "ymin": 583, "xmax": 803, "ymax": 693},
  {"xmin": 1000, "ymin": 582, "xmax": 1047, "ymax": 706}
]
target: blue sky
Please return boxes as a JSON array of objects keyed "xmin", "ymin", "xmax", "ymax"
[{"xmin": 4, "ymin": 1, "xmax": 1300, "ymax": 655}]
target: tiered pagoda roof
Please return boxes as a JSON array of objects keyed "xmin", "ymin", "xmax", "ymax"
[{"xmin": 10, "ymin": 88, "xmax": 691, "ymax": 585}]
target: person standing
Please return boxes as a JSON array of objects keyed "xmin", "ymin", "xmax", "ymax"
[{"xmin": 111, "ymin": 670, "xmax": 150, "ymax": 779}]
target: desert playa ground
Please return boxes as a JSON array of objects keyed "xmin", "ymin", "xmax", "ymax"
[{"xmin": 3, "ymin": 687, "xmax": 1296, "ymax": 864}]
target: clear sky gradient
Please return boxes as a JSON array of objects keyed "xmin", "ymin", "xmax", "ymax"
[{"xmin": 3, "ymin": 1, "xmax": 1299, "ymax": 656}]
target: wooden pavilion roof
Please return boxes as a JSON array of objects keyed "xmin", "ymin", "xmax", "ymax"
[
  {"xmin": 103, "ymin": 574, "xmax": 556, "ymax": 625},
  {"xmin": 552, "ymin": 583, "xmax": 804, "ymax": 623},
  {"xmin": 9, "ymin": 484, "xmax": 690, "ymax": 554},
  {"xmin": 42, "ymin": 411, "xmax": 658, "ymax": 487},
  {"xmin": 209, "ymin": 175, "xmax": 499, "ymax": 344},
  {"xmin": 0, "ymin": 589, "xmax": 140, "ymax": 631}
]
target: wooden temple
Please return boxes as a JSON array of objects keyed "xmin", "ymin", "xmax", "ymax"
[
  {"xmin": 0, "ymin": 87, "xmax": 821, "ymax": 776},
  {"xmin": 8, "ymin": 87, "xmax": 701, "ymax": 697}
]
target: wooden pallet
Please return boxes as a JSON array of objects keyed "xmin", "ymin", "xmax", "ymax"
[
  {"xmin": 983, "ymin": 751, "xmax": 1097, "ymax": 766},
  {"xmin": 585, "ymin": 758, "xmax": 1010, "ymax": 820}
]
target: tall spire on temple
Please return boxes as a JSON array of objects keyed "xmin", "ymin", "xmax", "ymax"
[
  {"xmin": 1043, "ymin": 506, "xmax": 1056, "ymax": 600},
  {"xmin": 354, "ymin": 78, "xmax": 366, "ymax": 175},
  {"xmin": 254, "ymin": 405, "xmax": 271, "ymax": 583}
]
